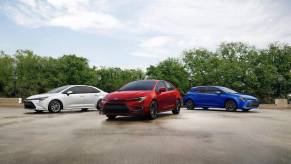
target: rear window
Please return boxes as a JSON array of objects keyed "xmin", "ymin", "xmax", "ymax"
[{"xmin": 118, "ymin": 80, "xmax": 156, "ymax": 91}]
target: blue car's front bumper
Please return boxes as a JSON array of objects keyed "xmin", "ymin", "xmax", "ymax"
[{"xmin": 239, "ymin": 99, "xmax": 260, "ymax": 110}]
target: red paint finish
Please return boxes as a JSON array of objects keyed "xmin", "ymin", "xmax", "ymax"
[{"xmin": 101, "ymin": 80, "xmax": 182, "ymax": 117}]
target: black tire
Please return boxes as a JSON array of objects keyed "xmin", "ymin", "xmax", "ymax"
[
  {"xmin": 185, "ymin": 99, "xmax": 195, "ymax": 110},
  {"xmin": 225, "ymin": 100, "xmax": 237, "ymax": 112},
  {"xmin": 96, "ymin": 99, "xmax": 102, "ymax": 110},
  {"xmin": 242, "ymin": 109, "xmax": 250, "ymax": 112},
  {"xmin": 106, "ymin": 115, "xmax": 117, "ymax": 119},
  {"xmin": 203, "ymin": 107, "xmax": 209, "ymax": 110},
  {"xmin": 48, "ymin": 100, "xmax": 62, "ymax": 113},
  {"xmin": 35, "ymin": 110, "xmax": 43, "ymax": 113},
  {"xmin": 172, "ymin": 100, "xmax": 181, "ymax": 114},
  {"xmin": 81, "ymin": 108, "xmax": 88, "ymax": 111},
  {"xmin": 148, "ymin": 100, "xmax": 158, "ymax": 120}
]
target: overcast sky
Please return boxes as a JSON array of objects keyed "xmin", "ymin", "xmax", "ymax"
[{"xmin": 0, "ymin": 0, "xmax": 290, "ymax": 69}]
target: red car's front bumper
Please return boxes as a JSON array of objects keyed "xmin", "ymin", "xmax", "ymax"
[{"xmin": 101, "ymin": 99, "xmax": 149, "ymax": 116}]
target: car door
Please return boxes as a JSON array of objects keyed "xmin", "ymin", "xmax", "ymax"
[
  {"xmin": 155, "ymin": 81, "xmax": 170, "ymax": 111},
  {"xmin": 193, "ymin": 87, "xmax": 208, "ymax": 107},
  {"xmin": 202, "ymin": 87, "xmax": 222, "ymax": 107},
  {"xmin": 81, "ymin": 86, "xmax": 100, "ymax": 108},
  {"xmin": 164, "ymin": 81, "xmax": 177, "ymax": 109},
  {"xmin": 62, "ymin": 86, "xmax": 85, "ymax": 109}
]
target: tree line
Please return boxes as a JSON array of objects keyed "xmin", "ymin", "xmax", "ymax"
[{"xmin": 0, "ymin": 42, "xmax": 290, "ymax": 103}]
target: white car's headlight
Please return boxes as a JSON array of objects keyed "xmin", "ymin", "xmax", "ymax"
[
  {"xmin": 28, "ymin": 97, "xmax": 48, "ymax": 101},
  {"xmin": 127, "ymin": 97, "xmax": 146, "ymax": 102}
]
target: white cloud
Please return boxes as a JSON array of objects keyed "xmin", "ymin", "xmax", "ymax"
[
  {"xmin": 132, "ymin": 0, "xmax": 291, "ymax": 59},
  {"xmin": 2, "ymin": 0, "xmax": 122, "ymax": 31},
  {"xmin": 1, "ymin": 0, "xmax": 291, "ymax": 68},
  {"xmin": 132, "ymin": 36, "xmax": 181, "ymax": 59}
]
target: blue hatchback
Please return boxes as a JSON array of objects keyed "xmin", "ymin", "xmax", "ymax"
[{"xmin": 183, "ymin": 86, "xmax": 259, "ymax": 112}]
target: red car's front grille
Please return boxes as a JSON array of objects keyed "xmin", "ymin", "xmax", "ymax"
[{"xmin": 103, "ymin": 101, "xmax": 129, "ymax": 113}]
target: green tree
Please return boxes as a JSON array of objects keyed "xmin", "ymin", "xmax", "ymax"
[
  {"xmin": 96, "ymin": 67, "xmax": 145, "ymax": 92},
  {"xmin": 146, "ymin": 58, "xmax": 189, "ymax": 94},
  {"xmin": 0, "ymin": 51, "xmax": 14, "ymax": 96}
]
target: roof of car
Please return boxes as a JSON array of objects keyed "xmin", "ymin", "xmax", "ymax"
[{"xmin": 192, "ymin": 86, "xmax": 224, "ymax": 88}]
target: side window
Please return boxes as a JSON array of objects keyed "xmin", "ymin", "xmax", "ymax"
[
  {"xmin": 165, "ymin": 81, "xmax": 175, "ymax": 91},
  {"xmin": 190, "ymin": 88, "xmax": 199, "ymax": 92},
  {"xmin": 155, "ymin": 81, "xmax": 167, "ymax": 92},
  {"xmin": 196, "ymin": 87, "xmax": 207, "ymax": 93},
  {"xmin": 64, "ymin": 86, "xmax": 83, "ymax": 94},
  {"xmin": 206, "ymin": 87, "xmax": 220, "ymax": 94},
  {"xmin": 84, "ymin": 86, "xmax": 100, "ymax": 93}
]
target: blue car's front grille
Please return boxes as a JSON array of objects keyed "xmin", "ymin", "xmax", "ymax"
[{"xmin": 247, "ymin": 101, "xmax": 259, "ymax": 108}]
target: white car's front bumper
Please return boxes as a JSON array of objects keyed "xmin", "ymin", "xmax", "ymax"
[{"xmin": 24, "ymin": 100, "xmax": 48, "ymax": 111}]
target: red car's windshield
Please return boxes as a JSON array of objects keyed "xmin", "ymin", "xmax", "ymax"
[{"xmin": 118, "ymin": 80, "xmax": 156, "ymax": 91}]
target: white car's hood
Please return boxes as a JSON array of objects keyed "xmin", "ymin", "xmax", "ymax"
[{"xmin": 27, "ymin": 93, "xmax": 56, "ymax": 100}]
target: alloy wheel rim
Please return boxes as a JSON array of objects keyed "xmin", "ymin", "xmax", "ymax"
[
  {"xmin": 226, "ymin": 101, "xmax": 235, "ymax": 110},
  {"xmin": 151, "ymin": 102, "xmax": 157, "ymax": 117},
  {"xmin": 186, "ymin": 100, "xmax": 193, "ymax": 109},
  {"xmin": 176, "ymin": 101, "xmax": 181, "ymax": 111},
  {"xmin": 51, "ymin": 101, "xmax": 60, "ymax": 112}
]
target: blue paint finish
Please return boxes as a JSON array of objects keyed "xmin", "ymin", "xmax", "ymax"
[{"xmin": 183, "ymin": 86, "xmax": 259, "ymax": 111}]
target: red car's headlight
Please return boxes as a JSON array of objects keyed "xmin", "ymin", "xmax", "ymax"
[
  {"xmin": 127, "ymin": 97, "xmax": 146, "ymax": 102},
  {"xmin": 101, "ymin": 98, "xmax": 108, "ymax": 104}
]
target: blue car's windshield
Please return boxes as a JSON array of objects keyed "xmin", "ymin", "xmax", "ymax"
[{"xmin": 219, "ymin": 87, "xmax": 238, "ymax": 94}]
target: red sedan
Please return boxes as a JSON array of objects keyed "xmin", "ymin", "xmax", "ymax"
[{"xmin": 101, "ymin": 80, "xmax": 182, "ymax": 119}]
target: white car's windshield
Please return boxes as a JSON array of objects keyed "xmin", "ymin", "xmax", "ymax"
[{"xmin": 47, "ymin": 86, "xmax": 70, "ymax": 93}]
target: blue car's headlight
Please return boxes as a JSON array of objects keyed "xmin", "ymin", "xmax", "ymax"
[{"xmin": 239, "ymin": 97, "xmax": 247, "ymax": 101}]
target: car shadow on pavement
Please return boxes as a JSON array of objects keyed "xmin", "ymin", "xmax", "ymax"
[
  {"xmin": 185, "ymin": 108, "xmax": 260, "ymax": 113},
  {"xmin": 24, "ymin": 110, "xmax": 99, "ymax": 115},
  {"xmin": 104, "ymin": 112, "xmax": 175, "ymax": 123}
]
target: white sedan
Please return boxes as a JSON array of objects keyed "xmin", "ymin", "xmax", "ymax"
[{"xmin": 24, "ymin": 85, "xmax": 107, "ymax": 113}]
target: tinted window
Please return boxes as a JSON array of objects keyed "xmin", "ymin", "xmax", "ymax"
[
  {"xmin": 191, "ymin": 87, "xmax": 206, "ymax": 93},
  {"xmin": 82, "ymin": 86, "xmax": 100, "ymax": 93},
  {"xmin": 64, "ymin": 86, "xmax": 84, "ymax": 94},
  {"xmin": 165, "ymin": 81, "xmax": 175, "ymax": 91},
  {"xmin": 119, "ymin": 81, "xmax": 156, "ymax": 91},
  {"xmin": 155, "ymin": 81, "xmax": 167, "ymax": 92},
  {"xmin": 206, "ymin": 87, "xmax": 221, "ymax": 94}
]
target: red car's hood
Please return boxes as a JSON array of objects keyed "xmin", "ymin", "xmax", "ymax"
[{"xmin": 105, "ymin": 90, "xmax": 152, "ymax": 100}]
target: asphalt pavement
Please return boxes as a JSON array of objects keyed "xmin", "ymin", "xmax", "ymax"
[{"xmin": 0, "ymin": 107, "xmax": 291, "ymax": 164}]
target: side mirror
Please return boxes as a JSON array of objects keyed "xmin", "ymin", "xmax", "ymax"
[
  {"xmin": 159, "ymin": 87, "xmax": 167, "ymax": 93},
  {"xmin": 66, "ymin": 91, "xmax": 73, "ymax": 96}
]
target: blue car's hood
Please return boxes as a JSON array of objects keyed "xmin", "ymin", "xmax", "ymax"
[{"xmin": 232, "ymin": 93, "xmax": 257, "ymax": 100}]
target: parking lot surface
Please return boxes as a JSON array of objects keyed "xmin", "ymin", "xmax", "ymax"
[{"xmin": 0, "ymin": 108, "xmax": 291, "ymax": 164}]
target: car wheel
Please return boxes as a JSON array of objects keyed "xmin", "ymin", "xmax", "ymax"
[
  {"xmin": 106, "ymin": 115, "xmax": 116, "ymax": 119},
  {"xmin": 96, "ymin": 99, "xmax": 102, "ymax": 110},
  {"xmin": 148, "ymin": 100, "xmax": 158, "ymax": 120},
  {"xmin": 242, "ymin": 109, "xmax": 250, "ymax": 112},
  {"xmin": 185, "ymin": 99, "xmax": 195, "ymax": 110},
  {"xmin": 203, "ymin": 107, "xmax": 209, "ymax": 110},
  {"xmin": 225, "ymin": 100, "xmax": 237, "ymax": 112},
  {"xmin": 48, "ymin": 100, "xmax": 62, "ymax": 113},
  {"xmin": 172, "ymin": 100, "xmax": 181, "ymax": 114}
]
